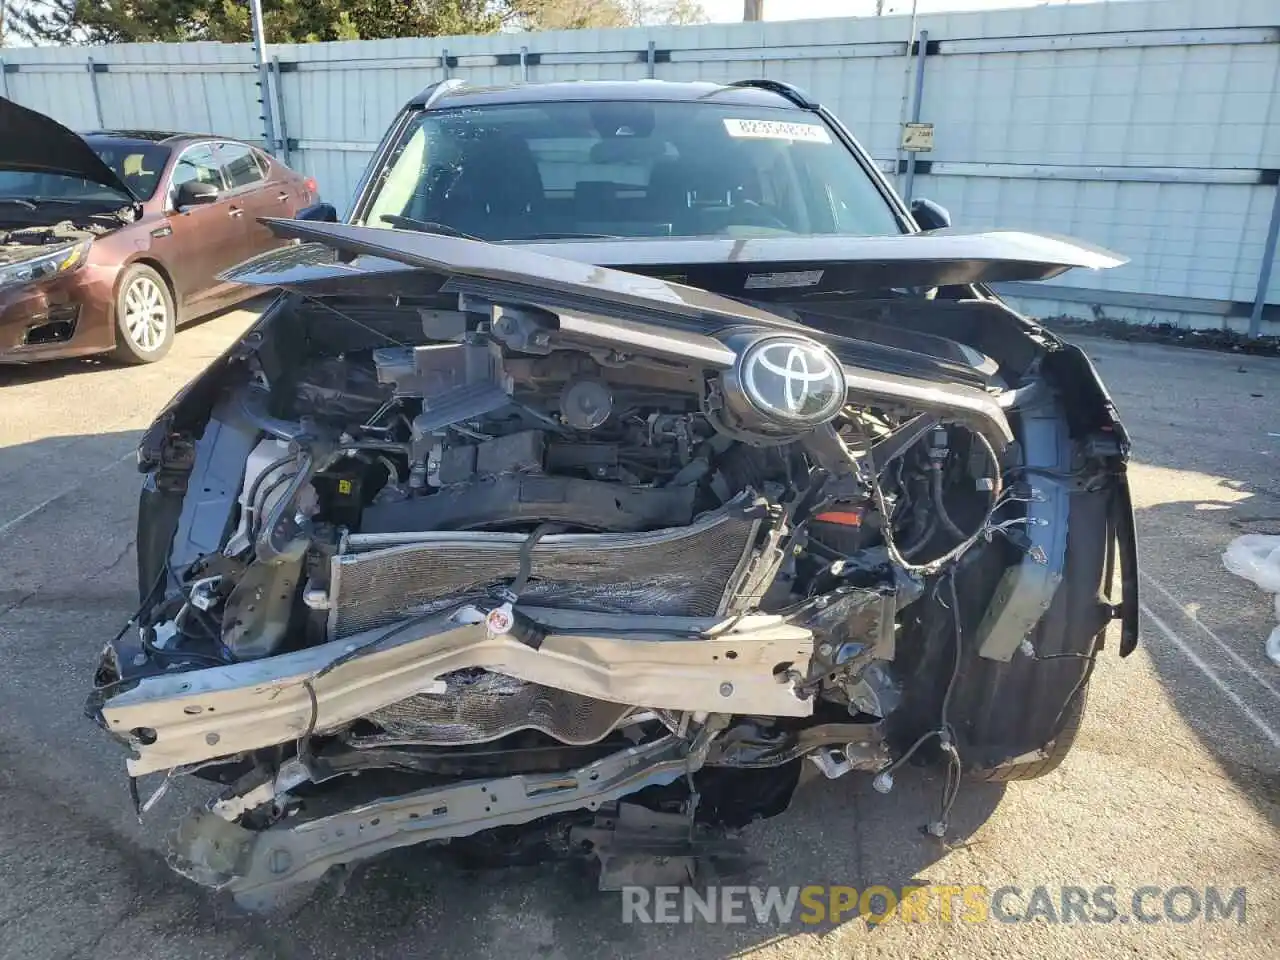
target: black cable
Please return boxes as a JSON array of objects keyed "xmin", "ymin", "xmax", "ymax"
[
  {"xmin": 901, "ymin": 514, "xmax": 938, "ymax": 557},
  {"xmin": 108, "ymin": 564, "xmax": 170, "ymax": 646},
  {"xmin": 139, "ymin": 628, "xmax": 229, "ymax": 667},
  {"xmin": 876, "ymin": 567, "xmax": 966, "ymax": 839},
  {"xmin": 243, "ymin": 455, "xmax": 297, "ymax": 523},
  {"xmin": 930, "ymin": 463, "xmax": 971, "ymax": 541},
  {"xmin": 510, "ymin": 522, "xmax": 566, "ymax": 597},
  {"xmin": 856, "ymin": 418, "xmax": 1003, "ymax": 575},
  {"xmin": 939, "ymin": 573, "xmax": 964, "ymax": 731},
  {"xmin": 294, "ymin": 608, "xmax": 449, "ymax": 768},
  {"xmin": 302, "ymin": 295, "xmax": 410, "ymax": 348}
]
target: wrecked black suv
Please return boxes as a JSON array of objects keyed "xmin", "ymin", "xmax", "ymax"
[{"xmin": 89, "ymin": 80, "xmax": 1139, "ymax": 908}]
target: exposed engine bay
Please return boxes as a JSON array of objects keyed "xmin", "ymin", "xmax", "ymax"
[
  {"xmin": 0, "ymin": 221, "xmax": 104, "ymax": 266},
  {"xmin": 88, "ymin": 222, "xmax": 1138, "ymax": 908}
]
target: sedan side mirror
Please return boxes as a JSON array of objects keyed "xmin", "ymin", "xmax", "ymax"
[
  {"xmin": 176, "ymin": 180, "xmax": 219, "ymax": 209},
  {"xmin": 910, "ymin": 197, "xmax": 951, "ymax": 231},
  {"xmin": 296, "ymin": 202, "xmax": 338, "ymax": 223}
]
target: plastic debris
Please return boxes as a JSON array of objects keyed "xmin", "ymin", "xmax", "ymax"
[{"xmin": 1221, "ymin": 535, "xmax": 1280, "ymax": 665}]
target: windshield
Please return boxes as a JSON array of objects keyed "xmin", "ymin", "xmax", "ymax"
[
  {"xmin": 90, "ymin": 142, "xmax": 170, "ymax": 200},
  {"xmin": 0, "ymin": 142, "xmax": 169, "ymax": 203},
  {"xmin": 358, "ymin": 101, "xmax": 904, "ymax": 241}
]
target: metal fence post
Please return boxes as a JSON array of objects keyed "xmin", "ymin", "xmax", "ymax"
[
  {"xmin": 270, "ymin": 56, "xmax": 291, "ymax": 165},
  {"xmin": 520, "ymin": 46, "xmax": 529, "ymax": 82},
  {"xmin": 86, "ymin": 57, "xmax": 105, "ymax": 127},
  {"xmin": 902, "ymin": 29, "xmax": 928, "ymax": 202},
  {"xmin": 0, "ymin": 59, "xmax": 9, "ymax": 101},
  {"xmin": 647, "ymin": 40, "xmax": 657, "ymax": 79},
  {"xmin": 249, "ymin": 0, "xmax": 277, "ymax": 153},
  {"xmin": 442, "ymin": 48, "xmax": 451, "ymax": 80},
  {"xmin": 1249, "ymin": 183, "xmax": 1280, "ymax": 338}
]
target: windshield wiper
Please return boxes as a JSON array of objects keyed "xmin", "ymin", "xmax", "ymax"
[
  {"xmin": 513, "ymin": 232, "xmax": 623, "ymax": 240},
  {"xmin": 380, "ymin": 215, "xmax": 479, "ymax": 240}
]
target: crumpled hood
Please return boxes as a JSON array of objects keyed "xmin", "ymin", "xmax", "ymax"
[
  {"xmin": 0, "ymin": 96, "xmax": 137, "ymax": 201},
  {"xmin": 228, "ymin": 220, "xmax": 1125, "ymax": 305}
]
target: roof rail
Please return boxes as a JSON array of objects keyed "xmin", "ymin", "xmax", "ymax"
[
  {"xmin": 727, "ymin": 79, "xmax": 819, "ymax": 110},
  {"xmin": 407, "ymin": 78, "xmax": 465, "ymax": 110}
]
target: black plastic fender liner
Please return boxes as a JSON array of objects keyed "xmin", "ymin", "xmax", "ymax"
[
  {"xmin": 359, "ymin": 474, "xmax": 697, "ymax": 534},
  {"xmin": 1111, "ymin": 472, "xmax": 1140, "ymax": 657}
]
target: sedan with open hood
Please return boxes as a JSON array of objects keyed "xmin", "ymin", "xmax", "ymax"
[
  {"xmin": 88, "ymin": 80, "xmax": 1139, "ymax": 909},
  {"xmin": 0, "ymin": 97, "xmax": 316, "ymax": 364}
]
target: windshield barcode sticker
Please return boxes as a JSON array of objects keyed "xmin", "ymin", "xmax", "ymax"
[
  {"xmin": 723, "ymin": 119, "xmax": 832, "ymax": 143},
  {"xmin": 744, "ymin": 270, "xmax": 825, "ymax": 289}
]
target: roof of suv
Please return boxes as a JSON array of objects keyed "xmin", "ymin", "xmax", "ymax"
[{"xmin": 417, "ymin": 79, "xmax": 816, "ymax": 111}]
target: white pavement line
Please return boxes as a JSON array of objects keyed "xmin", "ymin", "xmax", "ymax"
[
  {"xmin": 0, "ymin": 450, "xmax": 135, "ymax": 538},
  {"xmin": 1139, "ymin": 600, "xmax": 1280, "ymax": 751},
  {"xmin": 1140, "ymin": 570, "xmax": 1280, "ymax": 703}
]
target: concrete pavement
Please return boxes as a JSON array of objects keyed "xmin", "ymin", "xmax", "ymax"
[{"xmin": 0, "ymin": 310, "xmax": 1276, "ymax": 959}]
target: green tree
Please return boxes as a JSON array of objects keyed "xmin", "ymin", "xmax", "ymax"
[
  {"xmin": 9, "ymin": 0, "xmax": 505, "ymax": 45},
  {"xmin": 506, "ymin": 0, "xmax": 631, "ymax": 31},
  {"xmin": 7, "ymin": 0, "xmax": 709, "ymax": 45}
]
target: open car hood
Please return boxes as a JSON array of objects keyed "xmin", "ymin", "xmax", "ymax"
[
  {"xmin": 0, "ymin": 97, "xmax": 137, "ymax": 201},
  {"xmin": 229, "ymin": 220, "xmax": 1124, "ymax": 311}
]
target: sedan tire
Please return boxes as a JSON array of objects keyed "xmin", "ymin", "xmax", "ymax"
[{"xmin": 112, "ymin": 264, "xmax": 175, "ymax": 364}]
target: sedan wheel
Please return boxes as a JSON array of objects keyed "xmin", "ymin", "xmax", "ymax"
[{"xmin": 112, "ymin": 265, "xmax": 175, "ymax": 364}]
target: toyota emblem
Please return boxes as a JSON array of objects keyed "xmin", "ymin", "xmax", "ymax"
[{"xmin": 739, "ymin": 337, "xmax": 845, "ymax": 425}]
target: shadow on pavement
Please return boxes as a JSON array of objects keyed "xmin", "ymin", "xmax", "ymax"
[
  {"xmin": 0, "ymin": 300, "xmax": 263, "ymax": 388},
  {"xmin": 0, "ymin": 422, "xmax": 1010, "ymax": 959}
]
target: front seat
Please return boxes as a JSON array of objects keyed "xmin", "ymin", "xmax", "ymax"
[
  {"xmin": 122, "ymin": 153, "xmax": 159, "ymax": 199},
  {"xmin": 434, "ymin": 135, "xmax": 545, "ymax": 239}
]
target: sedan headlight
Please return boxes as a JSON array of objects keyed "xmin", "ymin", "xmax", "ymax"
[{"xmin": 0, "ymin": 239, "xmax": 92, "ymax": 289}]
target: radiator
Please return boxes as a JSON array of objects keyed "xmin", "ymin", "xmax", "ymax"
[{"xmin": 327, "ymin": 500, "xmax": 761, "ymax": 639}]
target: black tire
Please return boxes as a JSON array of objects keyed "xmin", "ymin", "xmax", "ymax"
[
  {"xmin": 111, "ymin": 264, "xmax": 175, "ymax": 364},
  {"xmin": 969, "ymin": 679, "xmax": 1089, "ymax": 782}
]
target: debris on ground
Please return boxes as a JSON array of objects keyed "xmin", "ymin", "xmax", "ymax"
[
  {"xmin": 1222, "ymin": 535, "xmax": 1280, "ymax": 665},
  {"xmin": 1043, "ymin": 316, "xmax": 1280, "ymax": 357}
]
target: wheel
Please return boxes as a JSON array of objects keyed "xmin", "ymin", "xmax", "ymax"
[
  {"xmin": 969, "ymin": 679, "xmax": 1089, "ymax": 782},
  {"xmin": 112, "ymin": 265, "xmax": 175, "ymax": 364}
]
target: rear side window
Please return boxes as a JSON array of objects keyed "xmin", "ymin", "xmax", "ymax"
[{"xmin": 217, "ymin": 143, "xmax": 267, "ymax": 189}]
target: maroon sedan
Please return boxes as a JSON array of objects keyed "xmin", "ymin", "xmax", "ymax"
[{"xmin": 0, "ymin": 97, "xmax": 317, "ymax": 364}]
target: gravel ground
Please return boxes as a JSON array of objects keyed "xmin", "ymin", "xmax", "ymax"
[{"xmin": 0, "ymin": 308, "xmax": 1276, "ymax": 959}]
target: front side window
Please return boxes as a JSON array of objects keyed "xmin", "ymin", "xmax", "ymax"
[
  {"xmin": 216, "ymin": 143, "xmax": 267, "ymax": 190},
  {"xmin": 359, "ymin": 100, "xmax": 903, "ymax": 241},
  {"xmin": 168, "ymin": 145, "xmax": 222, "ymax": 208}
]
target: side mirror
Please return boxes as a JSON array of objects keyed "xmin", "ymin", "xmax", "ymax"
[
  {"xmin": 910, "ymin": 197, "xmax": 951, "ymax": 231},
  {"xmin": 296, "ymin": 202, "xmax": 337, "ymax": 223},
  {"xmin": 176, "ymin": 180, "xmax": 219, "ymax": 209}
]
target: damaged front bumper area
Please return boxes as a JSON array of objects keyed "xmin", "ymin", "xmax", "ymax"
[
  {"xmin": 171, "ymin": 734, "xmax": 702, "ymax": 909},
  {"xmin": 95, "ymin": 605, "xmax": 816, "ymax": 777},
  {"xmin": 93, "ymin": 221, "xmax": 1137, "ymax": 907}
]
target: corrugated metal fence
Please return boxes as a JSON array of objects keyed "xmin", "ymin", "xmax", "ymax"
[{"xmin": 2, "ymin": 0, "xmax": 1277, "ymax": 332}]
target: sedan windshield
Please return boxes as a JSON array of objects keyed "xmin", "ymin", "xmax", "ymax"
[
  {"xmin": 89, "ymin": 141, "xmax": 171, "ymax": 200},
  {"xmin": 359, "ymin": 100, "xmax": 904, "ymax": 241},
  {"xmin": 0, "ymin": 142, "xmax": 169, "ymax": 204}
]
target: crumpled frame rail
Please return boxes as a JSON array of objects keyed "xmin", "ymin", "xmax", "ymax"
[
  {"xmin": 100, "ymin": 606, "xmax": 815, "ymax": 776},
  {"xmin": 169, "ymin": 735, "xmax": 693, "ymax": 910}
]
